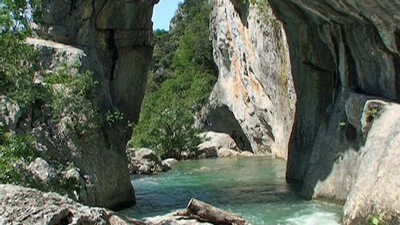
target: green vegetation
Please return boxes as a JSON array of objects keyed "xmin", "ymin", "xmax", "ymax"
[
  {"xmin": 130, "ymin": 0, "xmax": 218, "ymax": 159},
  {"xmin": 0, "ymin": 1, "xmax": 93, "ymax": 195},
  {"xmin": 366, "ymin": 107, "xmax": 380, "ymax": 120},
  {"xmin": 45, "ymin": 62, "xmax": 98, "ymax": 136},
  {"xmin": 368, "ymin": 214, "xmax": 386, "ymax": 225},
  {"xmin": 1, "ymin": 0, "xmax": 41, "ymax": 186}
]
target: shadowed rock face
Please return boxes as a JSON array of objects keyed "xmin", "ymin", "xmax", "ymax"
[
  {"xmin": 37, "ymin": 0, "xmax": 157, "ymax": 123},
  {"xmin": 210, "ymin": 0, "xmax": 400, "ymax": 223},
  {"xmin": 268, "ymin": 0, "xmax": 400, "ymax": 190},
  {"xmin": 264, "ymin": 0, "xmax": 400, "ymax": 223},
  {"xmin": 30, "ymin": 0, "xmax": 159, "ymax": 209}
]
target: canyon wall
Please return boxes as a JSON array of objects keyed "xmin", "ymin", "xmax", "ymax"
[
  {"xmin": 17, "ymin": 0, "xmax": 400, "ymax": 221},
  {"xmin": 268, "ymin": 0, "xmax": 399, "ymax": 198},
  {"xmin": 201, "ymin": 0, "xmax": 296, "ymax": 159},
  {"xmin": 21, "ymin": 0, "xmax": 157, "ymax": 209},
  {"xmin": 210, "ymin": 0, "xmax": 400, "ymax": 223}
]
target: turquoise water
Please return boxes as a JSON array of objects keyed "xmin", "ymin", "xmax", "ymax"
[{"xmin": 120, "ymin": 157, "xmax": 342, "ymax": 224}]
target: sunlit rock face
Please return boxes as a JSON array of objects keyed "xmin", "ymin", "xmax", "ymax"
[
  {"xmin": 202, "ymin": 0, "xmax": 296, "ymax": 159},
  {"xmin": 343, "ymin": 101, "xmax": 400, "ymax": 225},
  {"xmin": 29, "ymin": 0, "xmax": 159, "ymax": 209}
]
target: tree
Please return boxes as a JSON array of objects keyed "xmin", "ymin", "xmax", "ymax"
[{"xmin": 130, "ymin": 0, "xmax": 218, "ymax": 159}]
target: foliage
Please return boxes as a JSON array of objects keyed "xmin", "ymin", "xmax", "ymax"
[
  {"xmin": 368, "ymin": 214, "xmax": 385, "ymax": 225},
  {"xmin": 0, "ymin": 0, "xmax": 40, "ymax": 186},
  {"xmin": 0, "ymin": 127, "xmax": 38, "ymax": 185},
  {"xmin": 105, "ymin": 109, "xmax": 125, "ymax": 127},
  {"xmin": 366, "ymin": 107, "xmax": 380, "ymax": 120},
  {"xmin": 0, "ymin": 0, "xmax": 94, "ymax": 197},
  {"xmin": 131, "ymin": 0, "xmax": 218, "ymax": 159},
  {"xmin": 44, "ymin": 62, "xmax": 98, "ymax": 136}
]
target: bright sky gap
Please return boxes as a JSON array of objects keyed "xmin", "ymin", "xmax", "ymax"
[{"xmin": 152, "ymin": 0, "xmax": 182, "ymax": 30}]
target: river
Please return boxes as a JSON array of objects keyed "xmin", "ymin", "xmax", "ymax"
[{"xmin": 120, "ymin": 156, "xmax": 342, "ymax": 224}]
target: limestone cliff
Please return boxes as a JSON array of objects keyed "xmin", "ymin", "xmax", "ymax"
[
  {"xmin": 267, "ymin": 0, "xmax": 400, "ymax": 202},
  {"xmin": 12, "ymin": 0, "xmax": 158, "ymax": 209},
  {"xmin": 210, "ymin": 0, "xmax": 400, "ymax": 223},
  {"xmin": 201, "ymin": 0, "xmax": 296, "ymax": 159},
  {"xmin": 343, "ymin": 99, "xmax": 400, "ymax": 224},
  {"xmin": 18, "ymin": 0, "xmax": 400, "ymax": 222}
]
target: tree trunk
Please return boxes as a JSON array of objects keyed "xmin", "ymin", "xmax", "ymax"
[{"xmin": 181, "ymin": 198, "xmax": 248, "ymax": 225}]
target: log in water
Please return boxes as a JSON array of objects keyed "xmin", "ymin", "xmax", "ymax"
[{"xmin": 182, "ymin": 198, "xmax": 248, "ymax": 225}]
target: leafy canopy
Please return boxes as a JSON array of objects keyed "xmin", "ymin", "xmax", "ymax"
[{"xmin": 131, "ymin": 0, "xmax": 218, "ymax": 159}]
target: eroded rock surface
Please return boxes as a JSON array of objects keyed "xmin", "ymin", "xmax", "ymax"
[
  {"xmin": 13, "ymin": 38, "xmax": 135, "ymax": 209},
  {"xmin": 200, "ymin": 0, "xmax": 296, "ymax": 159},
  {"xmin": 0, "ymin": 184, "xmax": 142, "ymax": 225},
  {"xmin": 2, "ymin": 0, "xmax": 159, "ymax": 209},
  {"xmin": 343, "ymin": 102, "xmax": 400, "ymax": 225},
  {"xmin": 266, "ymin": 0, "xmax": 400, "ymax": 197},
  {"xmin": 127, "ymin": 148, "xmax": 171, "ymax": 174},
  {"xmin": 210, "ymin": 0, "xmax": 400, "ymax": 223}
]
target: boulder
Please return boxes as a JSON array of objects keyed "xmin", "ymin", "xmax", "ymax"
[
  {"xmin": 27, "ymin": 157, "xmax": 57, "ymax": 182},
  {"xmin": 198, "ymin": 131, "xmax": 238, "ymax": 150},
  {"xmin": 196, "ymin": 143, "xmax": 218, "ymax": 159},
  {"xmin": 0, "ymin": 184, "xmax": 143, "ymax": 225},
  {"xmin": 343, "ymin": 102, "xmax": 400, "ymax": 224},
  {"xmin": 127, "ymin": 148, "xmax": 171, "ymax": 174},
  {"xmin": 0, "ymin": 96, "xmax": 22, "ymax": 130},
  {"xmin": 163, "ymin": 158, "xmax": 178, "ymax": 165},
  {"xmin": 239, "ymin": 151, "xmax": 255, "ymax": 157},
  {"xmin": 197, "ymin": 132, "xmax": 243, "ymax": 158},
  {"xmin": 217, "ymin": 147, "xmax": 239, "ymax": 157}
]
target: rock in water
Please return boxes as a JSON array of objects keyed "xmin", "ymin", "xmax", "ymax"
[
  {"xmin": 199, "ymin": 131, "xmax": 239, "ymax": 150},
  {"xmin": 127, "ymin": 148, "xmax": 171, "ymax": 174}
]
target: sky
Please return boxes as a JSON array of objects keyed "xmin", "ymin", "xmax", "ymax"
[{"xmin": 152, "ymin": 0, "xmax": 182, "ymax": 30}]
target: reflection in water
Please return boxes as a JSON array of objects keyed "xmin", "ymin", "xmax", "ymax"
[{"xmin": 120, "ymin": 157, "xmax": 342, "ymax": 225}]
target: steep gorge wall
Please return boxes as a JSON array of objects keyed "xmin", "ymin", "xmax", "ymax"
[
  {"xmin": 267, "ymin": 0, "xmax": 400, "ymax": 223},
  {"xmin": 202, "ymin": 0, "xmax": 296, "ymax": 159},
  {"xmin": 211, "ymin": 0, "xmax": 400, "ymax": 223},
  {"xmin": 26, "ymin": 0, "xmax": 158, "ymax": 209},
  {"xmin": 268, "ymin": 0, "xmax": 400, "ymax": 194}
]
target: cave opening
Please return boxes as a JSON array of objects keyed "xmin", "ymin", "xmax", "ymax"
[{"xmin": 199, "ymin": 105, "xmax": 253, "ymax": 152}]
